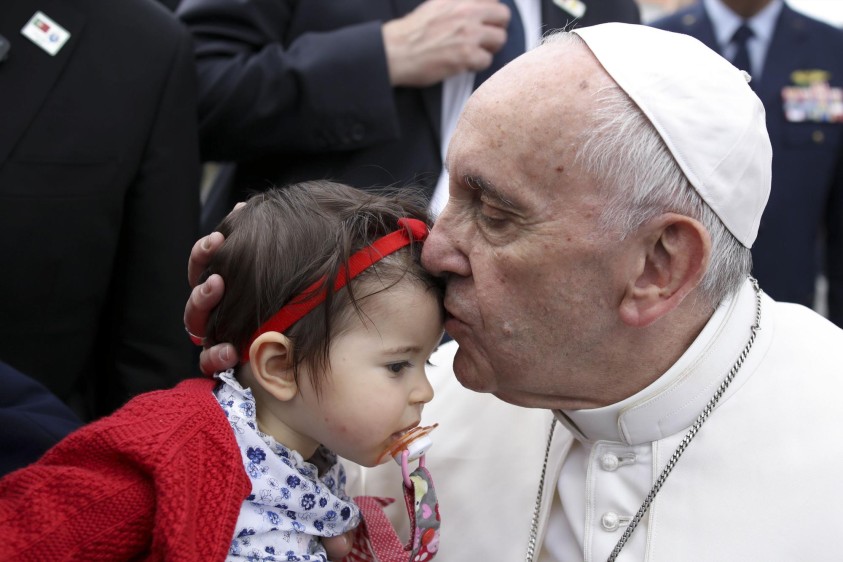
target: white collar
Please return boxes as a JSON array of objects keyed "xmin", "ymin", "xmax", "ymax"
[{"xmin": 556, "ymin": 279, "xmax": 773, "ymax": 445}]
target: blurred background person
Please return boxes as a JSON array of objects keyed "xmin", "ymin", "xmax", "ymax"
[
  {"xmin": 0, "ymin": 361, "xmax": 82, "ymax": 477},
  {"xmin": 177, "ymin": 0, "xmax": 641, "ymax": 233},
  {"xmin": 0, "ymin": 0, "xmax": 201, "ymax": 420},
  {"xmin": 636, "ymin": 0, "xmax": 694, "ymax": 22},
  {"xmin": 652, "ymin": 0, "xmax": 843, "ymax": 326}
]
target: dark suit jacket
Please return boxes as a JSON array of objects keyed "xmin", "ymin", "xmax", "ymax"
[
  {"xmin": 653, "ymin": 3, "xmax": 843, "ymax": 325},
  {"xmin": 0, "ymin": 361, "xmax": 82, "ymax": 476},
  {"xmin": 0, "ymin": 0, "xmax": 201, "ymax": 419},
  {"xmin": 178, "ymin": 0, "xmax": 639, "ymax": 212}
]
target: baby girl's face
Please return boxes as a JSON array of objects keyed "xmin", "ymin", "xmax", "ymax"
[{"xmin": 294, "ymin": 277, "xmax": 443, "ymax": 467}]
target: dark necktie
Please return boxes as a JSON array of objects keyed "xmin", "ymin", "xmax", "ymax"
[
  {"xmin": 730, "ymin": 22, "xmax": 754, "ymax": 80},
  {"xmin": 473, "ymin": 0, "xmax": 525, "ymax": 89}
]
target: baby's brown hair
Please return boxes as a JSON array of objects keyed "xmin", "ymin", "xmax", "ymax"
[{"xmin": 200, "ymin": 180, "xmax": 443, "ymax": 394}]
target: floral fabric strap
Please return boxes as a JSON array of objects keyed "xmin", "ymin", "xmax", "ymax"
[
  {"xmin": 343, "ymin": 467, "xmax": 440, "ymax": 562},
  {"xmin": 402, "ymin": 466, "xmax": 440, "ymax": 560}
]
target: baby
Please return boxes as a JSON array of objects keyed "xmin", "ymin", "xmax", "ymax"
[{"xmin": 0, "ymin": 180, "xmax": 444, "ymax": 561}]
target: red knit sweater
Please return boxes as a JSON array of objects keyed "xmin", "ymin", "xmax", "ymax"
[{"xmin": 0, "ymin": 378, "xmax": 252, "ymax": 561}]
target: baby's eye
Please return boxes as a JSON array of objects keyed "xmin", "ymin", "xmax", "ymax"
[{"xmin": 387, "ymin": 361, "xmax": 411, "ymax": 374}]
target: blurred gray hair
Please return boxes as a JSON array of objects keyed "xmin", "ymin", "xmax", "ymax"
[{"xmin": 544, "ymin": 32, "xmax": 751, "ymax": 310}]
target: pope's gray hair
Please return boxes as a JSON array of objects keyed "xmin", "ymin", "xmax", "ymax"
[{"xmin": 544, "ymin": 32, "xmax": 751, "ymax": 310}]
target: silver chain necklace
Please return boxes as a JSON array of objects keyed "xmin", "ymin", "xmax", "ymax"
[{"xmin": 525, "ymin": 279, "xmax": 762, "ymax": 562}]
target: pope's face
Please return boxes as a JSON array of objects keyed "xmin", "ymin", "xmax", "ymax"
[{"xmin": 422, "ymin": 42, "xmax": 634, "ymax": 410}]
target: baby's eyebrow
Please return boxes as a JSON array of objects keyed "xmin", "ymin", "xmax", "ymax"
[{"xmin": 383, "ymin": 345, "xmax": 421, "ymax": 355}]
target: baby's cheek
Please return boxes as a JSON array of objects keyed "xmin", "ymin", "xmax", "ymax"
[{"xmin": 322, "ymin": 412, "xmax": 377, "ymax": 447}]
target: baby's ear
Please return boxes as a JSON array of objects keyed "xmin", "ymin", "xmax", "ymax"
[{"xmin": 248, "ymin": 333, "xmax": 298, "ymax": 401}]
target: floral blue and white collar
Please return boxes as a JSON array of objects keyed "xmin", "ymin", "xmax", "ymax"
[{"xmin": 214, "ymin": 370, "xmax": 360, "ymax": 561}]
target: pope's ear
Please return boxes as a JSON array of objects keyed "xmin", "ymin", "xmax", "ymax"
[
  {"xmin": 619, "ymin": 213, "xmax": 710, "ymax": 327},
  {"xmin": 248, "ymin": 333, "xmax": 298, "ymax": 401}
]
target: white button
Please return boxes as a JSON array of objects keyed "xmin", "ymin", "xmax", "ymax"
[
  {"xmin": 600, "ymin": 452, "xmax": 636, "ymax": 471},
  {"xmin": 601, "ymin": 512, "xmax": 631, "ymax": 532},
  {"xmin": 601, "ymin": 512, "xmax": 620, "ymax": 531},
  {"xmin": 600, "ymin": 453, "xmax": 619, "ymax": 471}
]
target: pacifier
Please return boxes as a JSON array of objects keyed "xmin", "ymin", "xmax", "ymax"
[
  {"xmin": 378, "ymin": 424, "xmax": 438, "ymax": 488},
  {"xmin": 353, "ymin": 424, "xmax": 441, "ymax": 561}
]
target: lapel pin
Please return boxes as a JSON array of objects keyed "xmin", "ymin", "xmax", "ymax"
[
  {"xmin": 553, "ymin": 0, "xmax": 587, "ymax": 19},
  {"xmin": 21, "ymin": 11, "xmax": 70, "ymax": 56}
]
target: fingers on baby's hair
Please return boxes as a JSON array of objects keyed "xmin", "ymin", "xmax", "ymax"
[
  {"xmin": 186, "ymin": 274, "xmax": 224, "ymax": 321},
  {"xmin": 199, "ymin": 348, "xmax": 217, "ymax": 376},
  {"xmin": 199, "ymin": 343, "xmax": 237, "ymax": 375},
  {"xmin": 199, "ymin": 346, "xmax": 226, "ymax": 375},
  {"xmin": 188, "ymin": 233, "xmax": 225, "ymax": 286}
]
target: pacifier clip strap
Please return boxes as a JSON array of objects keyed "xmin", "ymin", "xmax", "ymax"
[
  {"xmin": 346, "ymin": 467, "xmax": 440, "ymax": 562},
  {"xmin": 401, "ymin": 466, "xmax": 440, "ymax": 561}
]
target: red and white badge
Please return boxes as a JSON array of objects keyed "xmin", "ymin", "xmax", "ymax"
[{"xmin": 21, "ymin": 11, "xmax": 70, "ymax": 56}]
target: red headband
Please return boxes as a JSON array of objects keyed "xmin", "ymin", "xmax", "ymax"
[{"xmin": 242, "ymin": 218, "xmax": 429, "ymax": 361}]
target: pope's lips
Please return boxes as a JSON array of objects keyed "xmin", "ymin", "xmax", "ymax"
[
  {"xmin": 444, "ymin": 302, "xmax": 467, "ymax": 326},
  {"xmin": 444, "ymin": 309, "xmax": 467, "ymax": 334}
]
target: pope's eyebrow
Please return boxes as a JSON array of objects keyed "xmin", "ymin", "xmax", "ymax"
[{"xmin": 464, "ymin": 174, "xmax": 517, "ymax": 210}]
